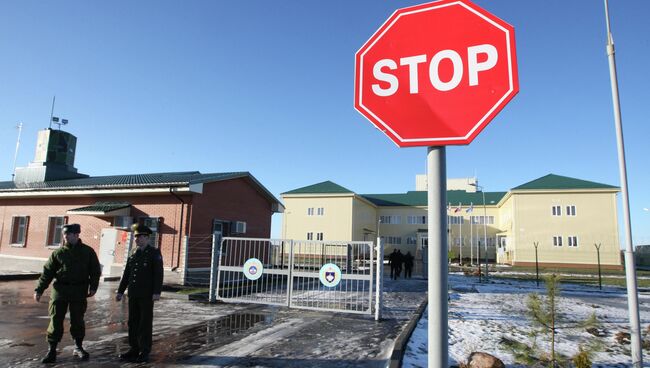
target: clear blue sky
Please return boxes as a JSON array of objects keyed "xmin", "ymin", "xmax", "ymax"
[{"xmin": 1, "ymin": 1, "xmax": 648, "ymax": 244}]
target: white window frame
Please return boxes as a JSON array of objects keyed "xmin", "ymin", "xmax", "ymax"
[
  {"xmin": 568, "ymin": 236, "xmax": 578, "ymax": 247},
  {"xmin": 552, "ymin": 205, "xmax": 562, "ymax": 216},
  {"xmin": 316, "ymin": 232, "xmax": 324, "ymax": 241},
  {"xmin": 406, "ymin": 236, "xmax": 417, "ymax": 245},
  {"xmin": 566, "ymin": 205, "xmax": 576, "ymax": 217},
  {"xmin": 307, "ymin": 232, "xmax": 313, "ymax": 240},
  {"xmin": 307, "ymin": 207, "xmax": 314, "ymax": 216},
  {"xmin": 10, "ymin": 216, "xmax": 29, "ymax": 247},
  {"xmin": 317, "ymin": 207, "xmax": 324, "ymax": 216},
  {"xmin": 380, "ymin": 215, "xmax": 401, "ymax": 225},
  {"xmin": 407, "ymin": 215, "xmax": 426, "ymax": 225},
  {"xmin": 46, "ymin": 216, "xmax": 67, "ymax": 247},
  {"xmin": 553, "ymin": 236, "xmax": 563, "ymax": 247}
]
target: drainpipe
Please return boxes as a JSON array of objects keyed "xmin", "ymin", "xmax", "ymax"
[{"xmin": 169, "ymin": 188, "xmax": 185, "ymax": 270}]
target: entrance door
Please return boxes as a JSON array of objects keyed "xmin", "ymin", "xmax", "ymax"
[{"xmin": 99, "ymin": 228, "xmax": 120, "ymax": 276}]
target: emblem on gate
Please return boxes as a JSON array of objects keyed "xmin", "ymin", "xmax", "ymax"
[
  {"xmin": 319, "ymin": 263, "xmax": 342, "ymax": 288},
  {"xmin": 243, "ymin": 258, "xmax": 264, "ymax": 281}
]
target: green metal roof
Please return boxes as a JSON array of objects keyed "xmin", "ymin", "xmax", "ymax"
[
  {"xmin": 0, "ymin": 171, "xmax": 248, "ymax": 191},
  {"xmin": 0, "ymin": 171, "xmax": 283, "ymax": 210},
  {"xmin": 282, "ymin": 181, "xmax": 354, "ymax": 195},
  {"xmin": 512, "ymin": 174, "xmax": 618, "ymax": 190},
  {"xmin": 67, "ymin": 201, "xmax": 131, "ymax": 213},
  {"xmin": 361, "ymin": 190, "xmax": 506, "ymax": 207}
]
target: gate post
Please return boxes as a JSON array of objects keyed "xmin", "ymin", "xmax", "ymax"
[
  {"xmin": 209, "ymin": 232, "xmax": 222, "ymax": 303},
  {"xmin": 375, "ymin": 237, "xmax": 384, "ymax": 321},
  {"xmin": 181, "ymin": 235, "xmax": 189, "ymax": 285}
]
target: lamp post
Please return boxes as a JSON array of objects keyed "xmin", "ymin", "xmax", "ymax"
[{"xmin": 470, "ymin": 182, "xmax": 488, "ymax": 280}]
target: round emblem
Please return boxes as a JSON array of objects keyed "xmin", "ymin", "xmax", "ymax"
[
  {"xmin": 243, "ymin": 258, "xmax": 264, "ymax": 280},
  {"xmin": 319, "ymin": 263, "xmax": 342, "ymax": 288}
]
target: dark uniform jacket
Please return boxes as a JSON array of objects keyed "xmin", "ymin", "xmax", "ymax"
[
  {"xmin": 118, "ymin": 245, "xmax": 164, "ymax": 298},
  {"xmin": 35, "ymin": 240, "xmax": 101, "ymax": 301}
]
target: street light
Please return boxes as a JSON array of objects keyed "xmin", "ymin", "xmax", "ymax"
[{"xmin": 469, "ymin": 182, "xmax": 488, "ymax": 280}]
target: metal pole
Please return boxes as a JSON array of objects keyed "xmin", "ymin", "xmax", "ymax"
[
  {"xmin": 209, "ymin": 232, "xmax": 222, "ymax": 303},
  {"xmin": 603, "ymin": 2, "xmax": 642, "ymax": 366},
  {"xmin": 375, "ymin": 219, "xmax": 383, "ymax": 321},
  {"xmin": 427, "ymin": 146, "xmax": 447, "ymax": 368},
  {"xmin": 481, "ymin": 188, "xmax": 488, "ymax": 280},
  {"xmin": 534, "ymin": 242, "xmax": 539, "ymax": 287},
  {"xmin": 470, "ymin": 206, "xmax": 474, "ymax": 266},
  {"xmin": 11, "ymin": 123, "xmax": 22, "ymax": 181},
  {"xmin": 48, "ymin": 96, "xmax": 55, "ymax": 129},
  {"xmin": 595, "ymin": 243, "xmax": 603, "ymax": 290},
  {"xmin": 459, "ymin": 207, "xmax": 463, "ymax": 266}
]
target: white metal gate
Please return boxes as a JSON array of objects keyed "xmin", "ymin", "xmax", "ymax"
[{"xmin": 215, "ymin": 237, "xmax": 376, "ymax": 315}]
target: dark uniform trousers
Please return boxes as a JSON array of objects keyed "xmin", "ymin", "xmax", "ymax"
[
  {"xmin": 118, "ymin": 244, "xmax": 164, "ymax": 354},
  {"xmin": 128, "ymin": 297, "xmax": 154, "ymax": 353}
]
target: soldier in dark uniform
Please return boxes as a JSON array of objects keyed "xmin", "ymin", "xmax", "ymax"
[
  {"xmin": 33, "ymin": 223, "xmax": 101, "ymax": 364},
  {"xmin": 115, "ymin": 224, "xmax": 164, "ymax": 363}
]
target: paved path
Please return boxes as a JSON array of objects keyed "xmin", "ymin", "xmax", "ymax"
[{"xmin": 0, "ymin": 275, "xmax": 426, "ymax": 367}]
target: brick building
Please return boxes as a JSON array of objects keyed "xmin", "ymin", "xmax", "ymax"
[{"xmin": 0, "ymin": 129, "xmax": 283, "ymax": 284}]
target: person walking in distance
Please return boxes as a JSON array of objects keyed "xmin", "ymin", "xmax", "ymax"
[
  {"xmin": 403, "ymin": 251, "xmax": 415, "ymax": 279},
  {"xmin": 34, "ymin": 223, "xmax": 101, "ymax": 364},
  {"xmin": 388, "ymin": 249, "xmax": 399, "ymax": 280},
  {"xmin": 115, "ymin": 224, "xmax": 164, "ymax": 363},
  {"xmin": 395, "ymin": 249, "xmax": 404, "ymax": 279}
]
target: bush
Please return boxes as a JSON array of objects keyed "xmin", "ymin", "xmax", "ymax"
[{"xmin": 572, "ymin": 347, "xmax": 592, "ymax": 368}]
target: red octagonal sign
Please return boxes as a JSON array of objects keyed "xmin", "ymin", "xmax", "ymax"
[{"xmin": 354, "ymin": 0, "xmax": 519, "ymax": 147}]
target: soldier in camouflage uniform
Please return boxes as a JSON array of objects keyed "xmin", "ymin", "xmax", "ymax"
[
  {"xmin": 115, "ymin": 224, "xmax": 164, "ymax": 363},
  {"xmin": 34, "ymin": 223, "xmax": 101, "ymax": 364}
]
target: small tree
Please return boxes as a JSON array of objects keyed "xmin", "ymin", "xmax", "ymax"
[{"xmin": 512, "ymin": 273, "xmax": 598, "ymax": 367}]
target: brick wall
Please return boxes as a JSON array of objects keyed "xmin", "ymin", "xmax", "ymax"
[
  {"xmin": 0, "ymin": 194, "xmax": 189, "ymax": 270},
  {"xmin": 186, "ymin": 177, "xmax": 274, "ymax": 268}
]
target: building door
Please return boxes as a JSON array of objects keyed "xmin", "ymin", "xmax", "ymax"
[{"xmin": 99, "ymin": 228, "xmax": 120, "ymax": 276}]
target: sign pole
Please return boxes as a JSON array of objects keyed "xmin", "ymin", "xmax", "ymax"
[
  {"xmin": 427, "ymin": 146, "xmax": 448, "ymax": 367},
  {"xmin": 603, "ymin": 2, "xmax": 642, "ymax": 366}
]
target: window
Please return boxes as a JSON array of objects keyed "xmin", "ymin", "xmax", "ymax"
[
  {"xmin": 316, "ymin": 232, "xmax": 324, "ymax": 241},
  {"xmin": 139, "ymin": 217, "xmax": 160, "ymax": 248},
  {"xmin": 566, "ymin": 205, "xmax": 576, "ymax": 216},
  {"xmin": 568, "ymin": 236, "xmax": 578, "ymax": 247},
  {"xmin": 449, "ymin": 216, "xmax": 464, "ymax": 225},
  {"xmin": 317, "ymin": 207, "xmax": 324, "ymax": 216},
  {"xmin": 380, "ymin": 215, "xmax": 401, "ymax": 224},
  {"xmin": 553, "ymin": 236, "xmax": 563, "ymax": 247},
  {"xmin": 406, "ymin": 236, "xmax": 417, "ymax": 245},
  {"xmin": 470, "ymin": 216, "xmax": 494, "ymax": 225},
  {"xmin": 46, "ymin": 216, "xmax": 66, "ymax": 247},
  {"xmin": 10, "ymin": 216, "xmax": 29, "ymax": 246},
  {"xmin": 307, "ymin": 232, "xmax": 313, "ymax": 240},
  {"xmin": 382, "ymin": 236, "xmax": 401, "ymax": 245},
  {"xmin": 307, "ymin": 208, "xmax": 314, "ymax": 216},
  {"xmin": 552, "ymin": 205, "xmax": 561, "ymax": 216},
  {"xmin": 407, "ymin": 215, "xmax": 426, "ymax": 225}
]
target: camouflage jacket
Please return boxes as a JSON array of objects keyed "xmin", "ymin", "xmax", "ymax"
[
  {"xmin": 35, "ymin": 239, "xmax": 101, "ymax": 301},
  {"xmin": 117, "ymin": 245, "xmax": 164, "ymax": 298}
]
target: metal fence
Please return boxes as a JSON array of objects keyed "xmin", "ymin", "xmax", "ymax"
[{"xmin": 214, "ymin": 237, "xmax": 377, "ymax": 316}]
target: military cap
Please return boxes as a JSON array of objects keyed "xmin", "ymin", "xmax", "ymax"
[
  {"xmin": 62, "ymin": 223, "xmax": 81, "ymax": 234},
  {"xmin": 132, "ymin": 223, "xmax": 153, "ymax": 236}
]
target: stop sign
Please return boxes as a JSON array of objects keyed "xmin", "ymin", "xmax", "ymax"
[{"xmin": 354, "ymin": 0, "xmax": 519, "ymax": 147}]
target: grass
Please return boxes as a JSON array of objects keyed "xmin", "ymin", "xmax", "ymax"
[
  {"xmin": 452, "ymin": 264, "xmax": 650, "ymax": 288},
  {"xmin": 175, "ymin": 287, "xmax": 209, "ymax": 295}
]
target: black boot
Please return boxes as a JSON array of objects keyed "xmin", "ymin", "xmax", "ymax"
[
  {"xmin": 72, "ymin": 338, "xmax": 89, "ymax": 360},
  {"xmin": 135, "ymin": 350, "xmax": 150, "ymax": 363},
  {"xmin": 41, "ymin": 343, "xmax": 57, "ymax": 364},
  {"xmin": 119, "ymin": 348, "xmax": 139, "ymax": 362}
]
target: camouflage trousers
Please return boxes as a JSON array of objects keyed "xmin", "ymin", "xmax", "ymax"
[{"xmin": 46, "ymin": 299, "xmax": 87, "ymax": 343}]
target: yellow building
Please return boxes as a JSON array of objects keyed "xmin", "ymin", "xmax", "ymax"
[{"xmin": 281, "ymin": 174, "xmax": 622, "ymax": 269}]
